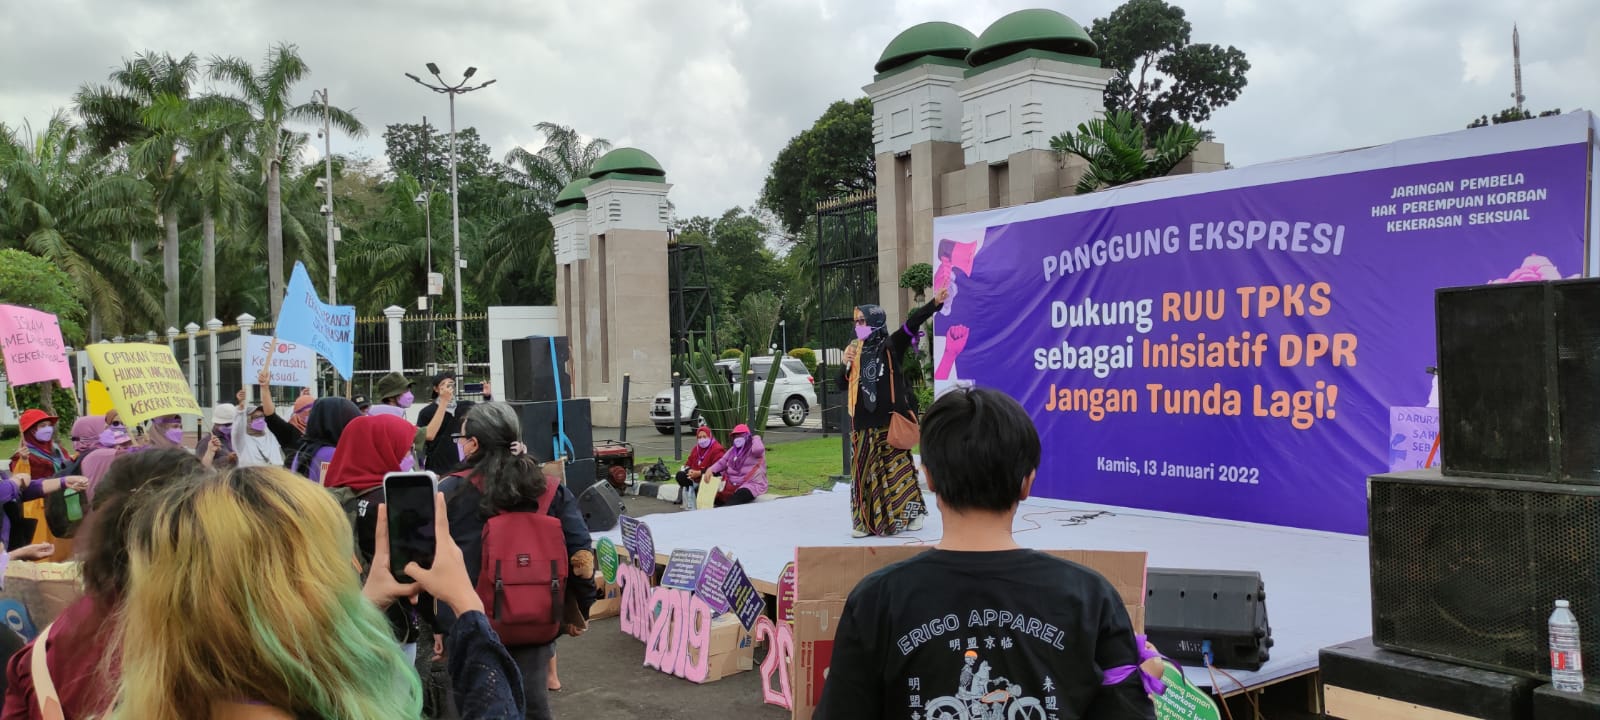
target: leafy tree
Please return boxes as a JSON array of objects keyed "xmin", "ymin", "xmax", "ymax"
[
  {"xmin": 75, "ymin": 51, "xmax": 202, "ymax": 328},
  {"xmin": 1050, "ymin": 111, "xmax": 1200, "ymax": 193},
  {"xmin": 0, "ymin": 114, "xmax": 162, "ymax": 336},
  {"xmin": 737, "ymin": 290, "xmax": 783, "ymax": 355},
  {"xmin": 209, "ymin": 44, "xmax": 364, "ymax": 317},
  {"xmin": 0, "ymin": 249, "xmax": 87, "ymax": 417},
  {"xmin": 1468, "ymin": 107, "xmax": 1561, "ymax": 128},
  {"xmin": 759, "ymin": 98, "xmax": 875, "ymax": 235},
  {"xmin": 899, "ymin": 263, "xmax": 933, "ymax": 300},
  {"xmin": 1088, "ymin": 0, "xmax": 1250, "ymax": 137}
]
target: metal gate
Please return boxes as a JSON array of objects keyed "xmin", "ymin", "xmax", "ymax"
[{"xmin": 816, "ymin": 191, "xmax": 878, "ymax": 433}]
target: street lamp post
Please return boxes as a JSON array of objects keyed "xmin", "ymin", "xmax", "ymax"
[
  {"xmin": 313, "ymin": 88, "xmax": 340, "ymax": 395},
  {"xmin": 406, "ymin": 64, "xmax": 496, "ymax": 377}
]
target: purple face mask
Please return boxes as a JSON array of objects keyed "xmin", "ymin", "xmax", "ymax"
[
  {"xmin": 697, "ymin": 437, "xmax": 712, "ymax": 449},
  {"xmin": 33, "ymin": 425, "xmax": 54, "ymax": 443},
  {"xmin": 855, "ymin": 324, "xmax": 872, "ymax": 341},
  {"xmin": 399, "ymin": 454, "xmax": 416, "ymax": 472},
  {"xmin": 249, "ymin": 418, "xmax": 268, "ymax": 433},
  {"xmin": 164, "ymin": 428, "xmax": 185, "ymax": 444},
  {"xmin": 397, "ymin": 391, "xmax": 415, "ymax": 409},
  {"xmin": 733, "ymin": 436, "xmax": 746, "ymax": 449}
]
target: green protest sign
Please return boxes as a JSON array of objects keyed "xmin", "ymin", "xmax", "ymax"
[
  {"xmin": 1152, "ymin": 662, "xmax": 1222, "ymax": 720},
  {"xmin": 597, "ymin": 537, "xmax": 620, "ymax": 584}
]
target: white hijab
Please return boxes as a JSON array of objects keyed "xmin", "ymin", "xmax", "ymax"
[{"xmin": 234, "ymin": 407, "xmax": 285, "ymax": 468}]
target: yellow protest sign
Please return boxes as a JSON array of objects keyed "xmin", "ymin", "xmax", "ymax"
[
  {"xmin": 85, "ymin": 343, "xmax": 201, "ymax": 426},
  {"xmin": 85, "ymin": 380, "xmax": 113, "ymax": 416}
]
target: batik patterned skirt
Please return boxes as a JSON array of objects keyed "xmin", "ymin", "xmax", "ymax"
[{"xmin": 850, "ymin": 426, "xmax": 924, "ymax": 535}]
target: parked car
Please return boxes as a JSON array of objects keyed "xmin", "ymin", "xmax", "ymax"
[{"xmin": 650, "ymin": 356, "xmax": 816, "ymax": 434}]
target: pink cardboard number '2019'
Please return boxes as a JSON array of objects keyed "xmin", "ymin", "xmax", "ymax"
[{"xmin": 753, "ymin": 616, "xmax": 794, "ymax": 710}]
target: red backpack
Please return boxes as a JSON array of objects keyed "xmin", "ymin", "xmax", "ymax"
[{"xmin": 468, "ymin": 475, "xmax": 569, "ymax": 646}]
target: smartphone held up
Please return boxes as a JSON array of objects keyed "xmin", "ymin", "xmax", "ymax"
[{"xmin": 383, "ymin": 471, "xmax": 438, "ymax": 583}]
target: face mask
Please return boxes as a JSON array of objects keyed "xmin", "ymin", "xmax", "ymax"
[
  {"xmin": 249, "ymin": 418, "xmax": 268, "ymax": 433},
  {"xmin": 398, "ymin": 391, "xmax": 415, "ymax": 409},
  {"xmin": 855, "ymin": 325, "xmax": 872, "ymax": 341},
  {"xmin": 33, "ymin": 426, "xmax": 54, "ymax": 443},
  {"xmin": 697, "ymin": 437, "xmax": 711, "ymax": 449},
  {"xmin": 458, "ymin": 442, "xmax": 467, "ymax": 462},
  {"xmin": 733, "ymin": 437, "xmax": 746, "ymax": 449},
  {"xmin": 164, "ymin": 428, "xmax": 185, "ymax": 444},
  {"xmin": 99, "ymin": 428, "xmax": 119, "ymax": 446},
  {"xmin": 399, "ymin": 454, "xmax": 415, "ymax": 472}
]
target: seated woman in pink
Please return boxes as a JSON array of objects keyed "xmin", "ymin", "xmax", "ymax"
[{"xmin": 706, "ymin": 424, "xmax": 766, "ymax": 507}]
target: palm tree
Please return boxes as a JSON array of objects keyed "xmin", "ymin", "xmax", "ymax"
[
  {"xmin": 209, "ymin": 44, "xmax": 363, "ymax": 317},
  {"xmin": 341, "ymin": 173, "xmax": 437, "ymax": 313},
  {"xmin": 75, "ymin": 51, "xmax": 201, "ymax": 328},
  {"xmin": 485, "ymin": 122, "xmax": 612, "ymax": 304},
  {"xmin": 1049, "ymin": 110, "xmax": 1201, "ymax": 194},
  {"xmin": 0, "ymin": 113, "xmax": 163, "ymax": 336}
]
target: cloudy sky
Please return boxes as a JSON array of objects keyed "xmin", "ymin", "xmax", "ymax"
[{"xmin": 2, "ymin": 0, "xmax": 1595, "ymax": 218}]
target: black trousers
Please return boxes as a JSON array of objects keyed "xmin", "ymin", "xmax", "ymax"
[{"xmin": 715, "ymin": 488, "xmax": 757, "ymax": 507}]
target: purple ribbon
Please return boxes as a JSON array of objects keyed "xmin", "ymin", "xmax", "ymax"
[
  {"xmin": 903, "ymin": 322, "xmax": 925, "ymax": 350},
  {"xmin": 1101, "ymin": 634, "xmax": 1167, "ymax": 696}
]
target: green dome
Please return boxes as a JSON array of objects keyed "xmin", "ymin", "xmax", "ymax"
[
  {"xmin": 968, "ymin": 9, "xmax": 1097, "ymax": 67},
  {"xmin": 588, "ymin": 147, "xmax": 665, "ymax": 181},
  {"xmin": 875, "ymin": 21, "xmax": 978, "ymax": 74},
  {"xmin": 554, "ymin": 178, "xmax": 593, "ymax": 209}
]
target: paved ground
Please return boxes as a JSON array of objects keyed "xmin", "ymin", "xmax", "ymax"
[{"xmin": 549, "ymin": 494, "xmax": 791, "ymax": 719}]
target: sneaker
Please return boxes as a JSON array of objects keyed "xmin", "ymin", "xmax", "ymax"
[
  {"xmin": 907, "ymin": 515, "xmax": 925, "ymax": 531},
  {"xmin": 851, "ymin": 527, "xmax": 870, "ymax": 538}
]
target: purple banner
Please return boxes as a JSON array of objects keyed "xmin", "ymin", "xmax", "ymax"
[
  {"xmin": 661, "ymin": 548, "xmax": 709, "ymax": 591},
  {"xmin": 619, "ymin": 516, "xmax": 655, "ymax": 574},
  {"xmin": 719, "ymin": 559, "xmax": 765, "ymax": 630},
  {"xmin": 933, "ymin": 142, "xmax": 1589, "ymax": 534}
]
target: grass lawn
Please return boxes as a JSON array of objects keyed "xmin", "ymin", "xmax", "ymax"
[
  {"xmin": 0, "ymin": 437, "xmax": 16, "ymax": 464},
  {"xmin": 638, "ymin": 436, "xmax": 848, "ymax": 497}
]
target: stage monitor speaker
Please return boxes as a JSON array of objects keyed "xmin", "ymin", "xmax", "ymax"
[
  {"xmin": 1436, "ymin": 279, "xmax": 1600, "ymax": 484},
  {"xmin": 1534, "ymin": 683, "xmax": 1600, "ymax": 720},
  {"xmin": 1145, "ymin": 568, "xmax": 1272, "ymax": 671},
  {"xmin": 503, "ymin": 336, "xmax": 574, "ymax": 403},
  {"xmin": 558, "ymin": 458, "xmax": 598, "ymax": 495},
  {"xmin": 512, "ymin": 399, "xmax": 593, "ymax": 463},
  {"xmin": 1369, "ymin": 469, "xmax": 1600, "ymax": 684},
  {"xmin": 577, "ymin": 480, "xmax": 623, "ymax": 532}
]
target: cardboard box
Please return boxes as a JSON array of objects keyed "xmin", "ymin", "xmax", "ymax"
[
  {"xmin": 0, "ymin": 561, "xmax": 82, "ymax": 638},
  {"xmin": 789, "ymin": 546, "xmax": 1146, "ymax": 720},
  {"xmin": 703, "ymin": 612, "xmax": 756, "ymax": 683},
  {"xmin": 589, "ymin": 575, "xmax": 623, "ymax": 620}
]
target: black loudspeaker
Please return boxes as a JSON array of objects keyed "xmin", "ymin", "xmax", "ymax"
[
  {"xmin": 512, "ymin": 399, "xmax": 593, "ymax": 463},
  {"xmin": 560, "ymin": 458, "xmax": 597, "ymax": 494},
  {"xmin": 1369, "ymin": 469, "xmax": 1600, "ymax": 684},
  {"xmin": 1436, "ymin": 279, "xmax": 1600, "ymax": 484},
  {"xmin": 577, "ymin": 480, "xmax": 623, "ymax": 532},
  {"xmin": 503, "ymin": 336, "xmax": 574, "ymax": 403},
  {"xmin": 1320, "ymin": 637, "xmax": 1538, "ymax": 720},
  {"xmin": 1145, "ymin": 568, "xmax": 1272, "ymax": 671}
]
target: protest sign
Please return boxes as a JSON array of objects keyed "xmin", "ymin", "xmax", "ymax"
[
  {"xmin": 273, "ymin": 262, "xmax": 355, "ymax": 380},
  {"xmin": 697, "ymin": 547, "xmax": 735, "ymax": 615},
  {"xmin": 245, "ymin": 334, "xmax": 316, "ymax": 388},
  {"xmin": 0, "ymin": 305, "xmax": 73, "ymax": 388},
  {"xmin": 1388, "ymin": 406, "xmax": 1439, "ymax": 471},
  {"xmin": 86, "ymin": 344, "xmax": 200, "ymax": 425},
  {"xmin": 596, "ymin": 537, "xmax": 620, "ymax": 584},
  {"xmin": 85, "ymin": 380, "xmax": 112, "ymax": 415},
  {"xmin": 618, "ymin": 516, "xmax": 656, "ymax": 574},
  {"xmin": 776, "ymin": 561, "xmax": 797, "ymax": 624},
  {"xmin": 1153, "ymin": 662, "xmax": 1222, "ymax": 720},
  {"xmin": 661, "ymin": 548, "xmax": 710, "ymax": 591},
  {"xmin": 720, "ymin": 559, "xmax": 765, "ymax": 630},
  {"xmin": 697, "ymin": 474, "xmax": 719, "ymax": 510}
]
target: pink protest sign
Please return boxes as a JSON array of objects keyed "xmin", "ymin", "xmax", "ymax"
[{"xmin": 0, "ymin": 305, "xmax": 73, "ymax": 388}]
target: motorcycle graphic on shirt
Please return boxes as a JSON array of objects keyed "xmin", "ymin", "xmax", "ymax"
[{"xmin": 919, "ymin": 651, "xmax": 1047, "ymax": 720}]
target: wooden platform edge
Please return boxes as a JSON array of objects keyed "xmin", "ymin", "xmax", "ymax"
[{"xmin": 1324, "ymin": 685, "xmax": 1480, "ymax": 720}]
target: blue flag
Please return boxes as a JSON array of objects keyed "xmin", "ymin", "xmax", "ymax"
[{"xmin": 273, "ymin": 262, "xmax": 355, "ymax": 380}]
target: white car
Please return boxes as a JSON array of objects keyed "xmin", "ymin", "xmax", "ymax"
[{"xmin": 650, "ymin": 356, "xmax": 817, "ymax": 434}]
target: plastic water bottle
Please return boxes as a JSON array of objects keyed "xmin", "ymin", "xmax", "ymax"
[{"xmin": 1549, "ymin": 599, "xmax": 1585, "ymax": 693}]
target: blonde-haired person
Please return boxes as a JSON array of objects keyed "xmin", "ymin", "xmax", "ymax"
[{"xmin": 109, "ymin": 465, "xmax": 522, "ymax": 719}]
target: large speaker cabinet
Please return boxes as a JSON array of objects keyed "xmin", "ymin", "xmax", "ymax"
[{"xmin": 1368, "ymin": 469, "xmax": 1600, "ymax": 684}]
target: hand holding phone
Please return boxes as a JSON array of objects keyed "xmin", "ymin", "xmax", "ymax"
[{"xmin": 383, "ymin": 471, "xmax": 439, "ymax": 583}]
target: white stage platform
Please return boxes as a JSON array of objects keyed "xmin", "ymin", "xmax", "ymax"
[{"xmin": 595, "ymin": 486, "xmax": 1371, "ymax": 694}]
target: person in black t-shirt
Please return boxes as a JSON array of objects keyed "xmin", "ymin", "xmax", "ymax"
[
  {"xmin": 417, "ymin": 374, "xmax": 496, "ymax": 476},
  {"xmin": 817, "ymin": 387, "xmax": 1157, "ymax": 720}
]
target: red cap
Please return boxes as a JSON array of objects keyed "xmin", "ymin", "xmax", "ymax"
[{"xmin": 18, "ymin": 409, "xmax": 58, "ymax": 434}]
